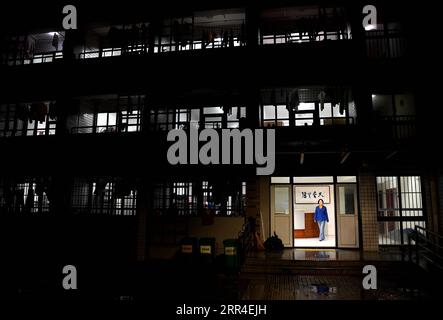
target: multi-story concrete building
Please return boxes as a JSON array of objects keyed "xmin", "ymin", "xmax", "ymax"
[{"xmin": 0, "ymin": 0, "xmax": 441, "ymax": 299}]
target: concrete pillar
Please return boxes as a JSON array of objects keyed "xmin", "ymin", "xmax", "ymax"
[
  {"xmin": 135, "ymin": 181, "xmax": 151, "ymax": 261},
  {"xmin": 358, "ymin": 172, "xmax": 379, "ymax": 251}
]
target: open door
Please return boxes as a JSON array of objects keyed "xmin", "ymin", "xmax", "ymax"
[
  {"xmin": 336, "ymin": 184, "xmax": 359, "ymax": 248},
  {"xmin": 270, "ymin": 185, "xmax": 293, "ymax": 247}
]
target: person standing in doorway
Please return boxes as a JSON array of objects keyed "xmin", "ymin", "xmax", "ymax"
[{"xmin": 314, "ymin": 199, "xmax": 329, "ymax": 241}]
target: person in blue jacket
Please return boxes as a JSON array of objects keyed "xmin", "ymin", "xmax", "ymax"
[{"xmin": 314, "ymin": 199, "xmax": 329, "ymax": 241}]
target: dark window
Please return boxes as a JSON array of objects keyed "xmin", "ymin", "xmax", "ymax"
[
  {"xmin": 71, "ymin": 178, "xmax": 137, "ymax": 216},
  {"xmin": 0, "ymin": 178, "xmax": 51, "ymax": 214},
  {"xmin": 148, "ymin": 106, "xmax": 245, "ymax": 131},
  {"xmin": 153, "ymin": 180, "xmax": 246, "ymax": 216},
  {"xmin": 0, "ymin": 102, "xmax": 56, "ymax": 137}
]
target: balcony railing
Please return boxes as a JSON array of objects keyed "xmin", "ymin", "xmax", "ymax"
[
  {"xmin": 261, "ymin": 116, "xmax": 356, "ymax": 128},
  {"xmin": 260, "ymin": 29, "xmax": 350, "ymax": 45},
  {"xmin": 3, "ymin": 51, "xmax": 63, "ymax": 66},
  {"xmin": 366, "ymin": 29, "xmax": 406, "ymax": 59},
  {"xmin": 380, "ymin": 115, "xmax": 416, "ymax": 141},
  {"xmin": 3, "ymin": 29, "xmax": 407, "ymax": 66}
]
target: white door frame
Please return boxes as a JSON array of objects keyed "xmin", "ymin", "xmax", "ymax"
[
  {"xmin": 270, "ymin": 184, "xmax": 293, "ymax": 247},
  {"xmin": 336, "ymin": 183, "xmax": 360, "ymax": 248}
]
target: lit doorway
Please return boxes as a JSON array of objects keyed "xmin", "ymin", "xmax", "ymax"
[
  {"xmin": 270, "ymin": 176, "xmax": 359, "ymax": 249},
  {"xmin": 293, "ymin": 182, "xmax": 336, "ymax": 247}
]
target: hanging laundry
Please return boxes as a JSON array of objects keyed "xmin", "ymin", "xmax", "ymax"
[
  {"xmin": 15, "ymin": 189, "xmax": 25, "ymax": 212},
  {"xmin": 285, "ymin": 89, "xmax": 290, "ymax": 112},
  {"xmin": 240, "ymin": 22, "xmax": 246, "ymax": 45},
  {"xmin": 289, "ymin": 89, "xmax": 300, "ymax": 111},
  {"xmin": 48, "ymin": 101, "xmax": 57, "ymax": 120},
  {"xmin": 270, "ymin": 88, "xmax": 276, "ymax": 105},
  {"xmin": 127, "ymin": 96, "xmax": 133, "ymax": 114},
  {"xmin": 140, "ymin": 24, "xmax": 148, "ymax": 51},
  {"xmin": 52, "ymin": 33, "xmax": 59, "ymax": 50},
  {"xmin": 130, "ymin": 24, "xmax": 140, "ymax": 50},
  {"xmin": 114, "ymin": 179, "xmax": 134, "ymax": 199},
  {"xmin": 327, "ymin": 86, "xmax": 340, "ymax": 108},
  {"xmin": 16, "ymin": 104, "xmax": 29, "ymax": 121},
  {"xmin": 318, "ymin": 91, "xmax": 326, "ymax": 111},
  {"xmin": 24, "ymin": 36, "xmax": 35, "ymax": 58},
  {"xmin": 340, "ymin": 88, "xmax": 348, "ymax": 115},
  {"xmin": 222, "ymin": 30, "xmax": 229, "ymax": 47},
  {"xmin": 208, "ymin": 31, "xmax": 216, "ymax": 43},
  {"xmin": 108, "ymin": 26, "xmax": 119, "ymax": 48},
  {"xmin": 35, "ymin": 179, "xmax": 45, "ymax": 197},
  {"xmin": 30, "ymin": 102, "xmax": 48, "ymax": 123},
  {"xmin": 229, "ymin": 30, "xmax": 235, "ymax": 47},
  {"xmin": 94, "ymin": 179, "xmax": 107, "ymax": 195},
  {"xmin": 4, "ymin": 184, "xmax": 14, "ymax": 212},
  {"xmin": 25, "ymin": 186, "xmax": 35, "ymax": 212}
]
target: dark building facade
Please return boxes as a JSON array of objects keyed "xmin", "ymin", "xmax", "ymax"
[{"xmin": 0, "ymin": 0, "xmax": 441, "ymax": 298}]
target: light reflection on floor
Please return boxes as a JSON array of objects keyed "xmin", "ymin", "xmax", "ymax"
[{"xmin": 294, "ymin": 235, "xmax": 335, "ymax": 247}]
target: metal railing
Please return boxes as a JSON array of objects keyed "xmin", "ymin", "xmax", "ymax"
[
  {"xmin": 260, "ymin": 29, "xmax": 350, "ymax": 45},
  {"xmin": 261, "ymin": 116, "xmax": 356, "ymax": 127},
  {"xmin": 408, "ymin": 226, "xmax": 443, "ymax": 271},
  {"xmin": 380, "ymin": 116, "xmax": 416, "ymax": 141},
  {"xmin": 365, "ymin": 29, "xmax": 406, "ymax": 59},
  {"xmin": 70, "ymin": 124, "xmax": 141, "ymax": 134},
  {"xmin": 4, "ymin": 51, "xmax": 63, "ymax": 66}
]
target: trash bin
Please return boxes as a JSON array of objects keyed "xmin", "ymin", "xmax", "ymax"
[
  {"xmin": 199, "ymin": 237, "xmax": 216, "ymax": 265},
  {"xmin": 180, "ymin": 237, "xmax": 198, "ymax": 264},
  {"xmin": 223, "ymin": 239, "xmax": 239, "ymax": 270}
]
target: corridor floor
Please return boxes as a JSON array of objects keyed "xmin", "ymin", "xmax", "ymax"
[{"xmin": 240, "ymin": 274, "xmax": 425, "ymax": 300}]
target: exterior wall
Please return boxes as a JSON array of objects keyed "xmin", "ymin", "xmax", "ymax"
[
  {"xmin": 146, "ymin": 216, "xmax": 245, "ymax": 259},
  {"xmin": 245, "ymin": 176, "xmax": 270, "ymax": 241},
  {"xmin": 358, "ymin": 173, "xmax": 379, "ymax": 251},
  {"xmin": 136, "ymin": 185, "xmax": 151, "ymax": 261},
  {"xmin": 187, "ymin": 217, "xmax": 245, "ymax": 255}
]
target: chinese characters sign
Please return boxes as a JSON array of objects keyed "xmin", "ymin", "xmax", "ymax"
[{"xmin": 294, "ymin": 186, "xmax": 330, "ymax": 204}]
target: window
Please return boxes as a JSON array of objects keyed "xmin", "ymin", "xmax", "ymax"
[
  {"xmin": 337, "ymin": 176, "xmax": 357, "ymax": 183},
  {"xmin": 149, "ymin": 106, "xmax": 246, "ymax": 130},
  {"xmin": 271, "ymin": 177, "xmax": 290, "ymax": 184},
  {"xmin": 293, "ymin": 176, "xmax": 334, "ymax": 183},
  {"xmin": 274, "ymin": 186, "xmax": 289, "ymax": 214},
  {"xmin": 376, "ymin": 176, "xmax": 425, "ymax": 245},
  {"xmin": 120, "ymin": 110, "xmax": 142, "ymax": 132},
  {"xmin": 71, "ymin": 178, "xmax": 137, "ymax": 216},
  {"xmin": 260, "ymin": 87, "xmax": 355, "ymax": 127},
  {"xmin": 372, "ymin": 94, "xmax": 415, "ymax": 117},
  {"xmin": 69, "ymin": 95, "xmax": 144, "ymax": 134},
  {"xmin": 262, "ymin": 105, "xmax": 290, "ymax": 127},
  {"xmin": 96, "ymin": 112, "xmax": 117, "ymax": 133},
  {"xmin": 0, "ymin": 178, "xmax": 51, "ymax": 214},
  {"xmin": 153, "ymin": 179, "xmax": 245, "ymax": 216},
  {"xmin": 0, "ymin": 103, "xmax": 56, "ymax": 137},
  {"xmin": 3, "ymin": 32, "xmax": 65, "ymax": 66},
  {"xmin": 153, "ymin": 182, "xmax": 197, "ymax": 215}
]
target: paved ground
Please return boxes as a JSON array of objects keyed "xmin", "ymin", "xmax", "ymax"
[{"xmin": 240, "ymin": 274, "xmax": 424, "ymax": 300}]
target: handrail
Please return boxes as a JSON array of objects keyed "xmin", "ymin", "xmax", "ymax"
[{"xmin": 408, "ymin": 226, "xmax": 443, "ymax": 271}]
